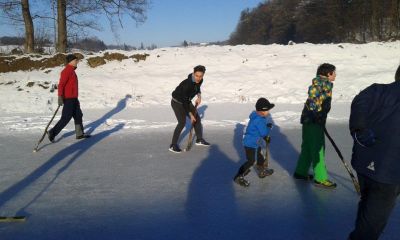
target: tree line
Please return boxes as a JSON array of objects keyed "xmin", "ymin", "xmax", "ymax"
[
  {"xmin": 229, "ymin": 0, "xmax": 400, "ymax": 45},
  {"xmin": 0, "ymin": 36, "xmax": 159, "ymax": 52},
  {"xmin": 0, "ymin": 0, "xmax": 149, "ymax": 53}
]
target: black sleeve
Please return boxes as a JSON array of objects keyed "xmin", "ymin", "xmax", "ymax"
[{"xmin": 181, "ymin": 80, "xmax": 193, "ymax": 114}]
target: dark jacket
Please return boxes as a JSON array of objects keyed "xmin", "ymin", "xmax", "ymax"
[
  {"xmin": 350, "ymin": 81, "xmax": 400, "ymax": 184},
  {"xmin": 172, "ymin": 73, "xmax": 203, "ymax": 113},
  {"xmin": 300, "ymin": 76, "xmax": 333, "ymax": 125},
  {"xmin": 58, "ymin": 64, "xmax": 78, "ymax": 99}
]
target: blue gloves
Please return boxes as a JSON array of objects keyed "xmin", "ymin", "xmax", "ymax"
[{"xmin": 352, "ymin": 129, "xmax": 376, "ymax": 147}]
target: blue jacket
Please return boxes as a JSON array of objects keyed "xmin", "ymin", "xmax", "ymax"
[
  {"xmin": 350, "ymin": 81, "xmax": 400, "ymax": 184},
  {"xmin": 243, "ymin": 111, "xmax": 271, "ymax": 148}
]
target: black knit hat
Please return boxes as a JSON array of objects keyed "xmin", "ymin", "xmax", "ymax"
[
  {"xmin": 256, "ymin": 97, "xmax": 275, "ymax": 111},
  {"xmin": 66, "ymin": 54, "xmax": 77, "ymax": 64}
]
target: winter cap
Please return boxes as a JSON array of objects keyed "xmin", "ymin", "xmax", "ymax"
[
  {"xmin": 66, "ymin": 54, "xmax": 78, "ymax": 64},
  {"xmin": 256, "ymin": 97, "xmax": 275, "ymax": 111}
]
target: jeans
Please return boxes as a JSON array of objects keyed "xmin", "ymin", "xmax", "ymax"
[
  {"xmin": 236, "ymin": 147, "xmax": 265, "ymax": 176},
  {"xmin": 170, "ymin": 99, "xmax": 202, "ymax": 145}
]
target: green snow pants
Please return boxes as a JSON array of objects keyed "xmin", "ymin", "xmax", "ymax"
[{"xmin": 295, "ymin": 123, "xmax": 328, "ymax": 182}]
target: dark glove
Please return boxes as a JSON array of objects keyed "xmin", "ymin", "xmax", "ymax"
[
  {"xmin": 267, "ymin": 123, "xmax": 273, "ymax": 129},
  {"xmin": 264, "ymin": 136, "xmax": 271, "ymax": 144},
  {"xmin": 58, "ymin": 96, "xmax": 64, "ymax": 106},
  {"xmin": 352, "ymin": 129, "xmax": 376, "ymax": 147},
  {"xmin": 314, "ymin": 112, "xmax": 327, "ymax": 125}
]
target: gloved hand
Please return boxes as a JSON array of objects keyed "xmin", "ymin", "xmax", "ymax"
[
  {"xmin": 264, "ymin": 136, "xmax": 271, "ymax": 144},
  {"xmin": 352, "ymin": 129, "xmax": 376, "ymax": 147},
  {"xmin": 58, "ymin": 96, "xmax": 64, "ymax": 106},
  {"xmin": 267, "ymin": 123, "xmax": 273, "ymax": 129},
  {"xmin": 314, "ymin": 112, "xmax": 327, "ymax": 125}
]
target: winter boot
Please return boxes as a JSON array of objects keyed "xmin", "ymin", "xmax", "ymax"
[
  {"xmin": 313, "ymin": 179, "xmax": 337, "ymax": 189},
  {"xmin": 254, "ymin": 164, "xmax": 274, "ymax": 178},
  {"xmin": 233, "ymin": 174, "xmax": 250, "ymax": 187},
  {"xmin": 47, "ymin": 130, "xmax": 55, "ymax": 143},
  {"xmin": 75, "ymin": 124, "xmax": 91, "ymax": 140}
]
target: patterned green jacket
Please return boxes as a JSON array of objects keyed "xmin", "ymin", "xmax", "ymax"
[{"xmin": 300, "ymin": 76, "xmax": 333, "ymax": 125}]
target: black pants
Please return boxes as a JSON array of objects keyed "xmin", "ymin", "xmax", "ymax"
[
  {"xmin": 171, "ymin": 99, "xmax": 202, "ymax": 145},
  {"xmin": 50, "ymin": 98, "xmax": 83, "ymax": 137},
  {"xmin": 236, "ymin": 147, "xmax": 265, "ymax": 176},
  {"xmin": 349, "ymin": 174, "xmax": 400, "ymax": 240}
]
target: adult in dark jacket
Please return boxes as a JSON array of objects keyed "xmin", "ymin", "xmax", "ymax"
[
  {"xmin": 169, "ymin": 65, "xmax": 210, "ymax": 153},
  {"xmin": 47, "ymin": 54, "xmax": 90, "ymax": 142},
  {"xmin": 348, "ymin": 65, "xmax": 400, "ymax": 240}
]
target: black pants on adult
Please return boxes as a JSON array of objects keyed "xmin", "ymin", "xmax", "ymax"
[
  {"xmin": 171, "ymin": 99, "xmax": 202, "ymax": 145},
  {"xmin": 236, "ymin": 147, "xmax": 265, "ymax": 176},
  {"xmin": 349, "ymin": 174, "xmax": 400, "ymax": 240},
  {"xmin": 50, "ymin": 98, "xmax": 84, "ymax": 137}
]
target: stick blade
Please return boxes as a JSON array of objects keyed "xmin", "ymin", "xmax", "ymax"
[{"xmin": 0, "ymin": 216, "xmax": 26, "ymax": 222}]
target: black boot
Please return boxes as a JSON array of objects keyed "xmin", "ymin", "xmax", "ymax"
[
  {"xmin": 47, "ymin": 130, "xmax": 55, "ymax": 143},
  {"xmin": 233, "ymin": 174, "xmax": 250, "ymax": 187},
  {"xmin": 76, "ymin": 134, "xmax": 91, "ymax": 140}
]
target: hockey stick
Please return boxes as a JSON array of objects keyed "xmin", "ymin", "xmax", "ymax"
[
  {"xmin": 0, "ymin": 216, "xmax": 26, "ymax": 222},
  {"xmin": 33, "ymin": 105, "xmax": 61, "ymax": 153},
  {"xmin": 263, "ymin": 124, "xmax": 273, "ymax": 168},
  {"xmin": 324, "ymin": 127, "xmax": 361, "ymax": 195},
  {"xmin": 184, "ymin": 103, "xmax": 198, "ymax": 152},
  {"xmin": 263, "ymin": 138, "xmax": 270, "ymax": 169}
]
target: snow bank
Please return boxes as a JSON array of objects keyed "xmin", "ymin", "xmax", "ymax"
[{"xmin": 0, "ymin": 42, "xmax": 399, "ymax": 125}]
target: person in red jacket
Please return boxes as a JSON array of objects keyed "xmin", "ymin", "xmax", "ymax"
[{"xmin": 47, "ymin": 54, "xmax": 90, "ymax": 142}]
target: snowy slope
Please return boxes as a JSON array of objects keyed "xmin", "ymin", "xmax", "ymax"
[{"xmin": 1, "ymin": 42, "xmax": 399, "ymax": 131}]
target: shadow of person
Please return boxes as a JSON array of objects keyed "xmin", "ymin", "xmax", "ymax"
[
  {"xmin": 178, "ymin": 104, "xmax": 208, "ymax": 146},
  {"xmin": 232, "ymin": 122, "xmax": 246, "ymax": 169},
  {"xmin": 267, "ymin": 117, "xmax": 299, "ymax": 174},
  {"xmin": 0, "ymin": 123, "xmax": 125, "ymax": 216},
  {"xmin": 51, "ymin": 94, "xmax": 132, "ymax": 143},
  {"xmin": 185, "ymin": 144, "xmax": 239, "ymax": 239},
  {"xmin": 0, "ymin": 96, "xmax": 130, "ymax": 215}
]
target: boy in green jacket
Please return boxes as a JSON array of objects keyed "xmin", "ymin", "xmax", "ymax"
[{"xmin": 294, "ymin": 63, "xmax": 337, "ymax": 189}]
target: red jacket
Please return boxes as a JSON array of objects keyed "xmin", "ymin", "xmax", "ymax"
[{"xmin": 58, "ymin": 64, "xmax": 78, "ymax": 98}]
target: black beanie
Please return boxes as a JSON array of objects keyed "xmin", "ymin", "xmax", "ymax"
[
  {"xmin": 66, "ymin": 54, "xmax": 77, "ymax": 64},
  {"xmin": 256, "ymin": 98, "xmax": 275, "ymax": 111}
]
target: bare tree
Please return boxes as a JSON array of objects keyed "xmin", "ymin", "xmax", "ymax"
[
  {"xmin": 54, "ymin": 0, "xmax": 149, "ymax": 53},
  {"xmin": 21, "ymin": 0, "xmax": 34, "ymax": 52},
  {"xmin": 0, "ymin": 0, "xmax": 35, "ymax": 52},
  {"xmin": 56, "ymin": 0, "xmax": 66, "ymax": 52}
]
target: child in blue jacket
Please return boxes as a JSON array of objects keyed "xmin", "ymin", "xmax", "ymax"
[{"xmin": 234, "ymin": 97, "xmax": 275, "ymax": 187}]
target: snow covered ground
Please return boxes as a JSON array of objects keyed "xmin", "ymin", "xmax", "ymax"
[
  {"xmin": 0, "ymin": 42, "xmax": 400, "ymax": 239},
  {"xmin": 1, "ymin": 41, "xmax": 399, "ymax": 116}
]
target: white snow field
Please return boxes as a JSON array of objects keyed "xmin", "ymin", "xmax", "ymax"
[{"xmin": 0, "ymin": 42, "xmax": 399, "ymax": 239}]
